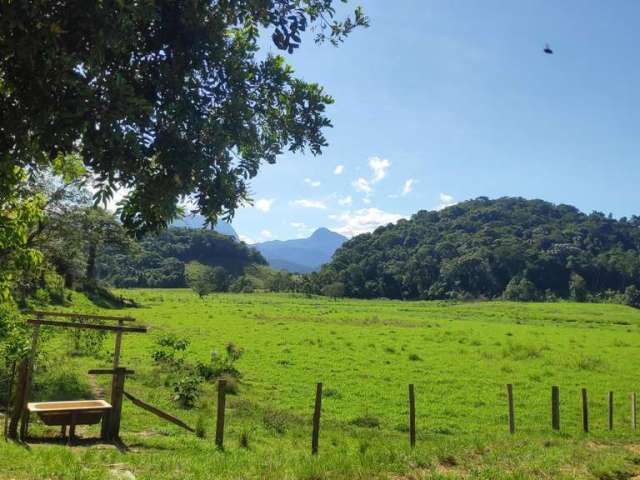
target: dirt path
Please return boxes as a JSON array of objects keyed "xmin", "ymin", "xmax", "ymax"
[{"xmin": 87, "ymin": 373, "xmax": 106, "ymax": 400}]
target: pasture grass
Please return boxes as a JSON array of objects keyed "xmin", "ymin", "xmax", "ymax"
[{"xmin": 2, "ymin": 290, "xmax": 640, "ymax": 479}]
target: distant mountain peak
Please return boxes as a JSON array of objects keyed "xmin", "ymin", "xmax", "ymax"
[
  {"xmin": 310, "ymin": 227, "xmax": 345, "ymax": 240},
  {"xmin": 255, "ymin": 227, "xmax": 346, "ymax": 273}
]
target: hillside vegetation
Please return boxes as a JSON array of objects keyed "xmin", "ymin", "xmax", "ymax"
[
  {"xmin": 322, "ymin": 197, "xmax": 640, "ymax": 301},
  {"xmin": 2, "ymin": 291, "xmax": 640, "ymax": 479},
  {"xmin": 97, "ymin": 228, "xmax": 266, "ymax": 288}
]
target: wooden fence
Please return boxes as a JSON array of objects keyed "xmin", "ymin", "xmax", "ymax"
[{"xmin": 210, "ymin": 381, "xmax": 639, "ymax": 454}]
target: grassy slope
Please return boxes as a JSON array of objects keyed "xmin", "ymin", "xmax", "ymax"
[{"xmin": 2, "ymin": 290, "xmax": 640, "ymax": 479}]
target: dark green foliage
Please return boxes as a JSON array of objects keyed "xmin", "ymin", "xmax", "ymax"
[
  {"xmin": 321, "ymin": 197, "xmax": 640, "ymax": 300},
  {"xmin": 186, "ymin": 262, "xmax": 229, "ymax": 297},
  {"xmin": 321, "ymin": 281, "xmax": 346, "ymax": 299},
  {"xmin": 151, "ymin": 334, "xmax": 190, "ymax": 370},
  {"xmin": 229, "ymin": 275, "xmax": 255, "ymax": 293},
  {"xmin": 0, "ymin": 1, "xmax": 367, "ymax": 235},
  {"xmin": 98, "ymin": 228, "xmax": 265, "ymax": 288},
  {"xmin": 172, "ymin": 375, "xmax": 202, "ymax": 409},
  {"xmin": 503, "ymin": 277, "xmax": 540, "ymax": 301},
  {"xmin": 624, "ymin": 285, "xmax": 640, "ymax": 308}
]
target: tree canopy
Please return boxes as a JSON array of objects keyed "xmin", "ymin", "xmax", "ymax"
[
  {"xmin": 0, "ymin": 1, "xmax": 368, "ymax": 234},
  {"xmin": 97, "ymin": 227, "xmax": 266, "ymax": 288},
  {"xmin": 319, "ymin": 197, "xmax": 640, "ymax": 301}
]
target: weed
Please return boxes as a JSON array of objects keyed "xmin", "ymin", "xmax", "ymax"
[{"xmin": 350, "ymin": 415, "xmax": 380, "ymax": 428}]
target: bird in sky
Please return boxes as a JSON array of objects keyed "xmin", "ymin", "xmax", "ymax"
[{"xmin": 543, "ymin": 43, "xmax": 554, "ymax": 54}]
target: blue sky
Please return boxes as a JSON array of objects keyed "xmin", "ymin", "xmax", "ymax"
[{"xmin": 227, "ymin": 1, "xmax": 640, "ymax": 242}]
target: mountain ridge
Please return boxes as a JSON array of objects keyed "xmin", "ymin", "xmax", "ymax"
[{"xmin": 255, "ymin": 227, "xmax": 347, "ymax": 273}]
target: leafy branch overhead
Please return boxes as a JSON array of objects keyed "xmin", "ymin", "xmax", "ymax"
[{"xmin": 0, "ymin": 1, "xmax": 369, "ymax": 235}]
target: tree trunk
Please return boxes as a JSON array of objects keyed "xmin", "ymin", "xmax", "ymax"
[{"xmin": 85, "ymin": 243, "xmax": 97, "ymax": 285}]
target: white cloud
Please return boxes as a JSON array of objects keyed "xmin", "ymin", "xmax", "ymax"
[
  {"xmin": 239, "ymin": 234, "xmax": 255, "ymax": 244},
  {"xmin": 255, "ymin": 198, "xmax": 275, "ymax": 212},
  {"xmin": 362, "ymin": 197, "xmax": 371, "ymax": 204},
  {"xmin": 402, "ymin": 178, "xmax": 415, "ymax": 196},
  {"xmin": 291, "ymin": 199, "xmax": 327, "ymax": 209},
  {"xmin": 332, "ymin": 208, "xmax": 406, "ymax": 237},
  {"xmin": 368, "ymin": 156, "xmax": 391, "ymax": 183},
  {"xmin": 352, "ymin": 177, "xmax": 372, "ymax": 194},
  {"xmin": 436, "ymin": 193, "xmax": 456, "ymax": 210},
  {"xmin": 338, "ymin": 195, "xmax": 352, "ymax": 206},
  {"xmin": 333, "ymin": 165, "xmax": 344, "ymax": 175},
  {"xmin": 260, "ymin": 229, "xmax": 273, "ymax": 239},
  {"xmin": 290, "ymin": 221, "xmax": 313, "ymax": 237},
  {"xmin": 304, "ymin": 178, "xmax": 321, "ymax": 188}
]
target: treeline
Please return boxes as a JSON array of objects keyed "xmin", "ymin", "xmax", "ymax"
[
  {"xmin": 97, "ymin": 228, "xmax": 266, "ymax": 288},
  {"xmin": 313, "ymin": 197, "xmax": 640, "ymax": 303}
]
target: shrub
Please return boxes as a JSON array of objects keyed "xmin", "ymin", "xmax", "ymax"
[
  {"xmin": 229, "ymin": 276, "xmax": 254, "ymax": 293},
  {"xmin": 263, "ymin": 408, "xmax": 290, "ymax": 434},
  {"xmin": 206, "ymin": 342, "xmax": 245, "ymax": 379},
  {"xmin": 408, "ymin": 353, "xmax": 422, "ymax": 361},
  {"xmin": 186, "ymin": 262, "xmax": 229, "ymax": 297},
  {"xmin": 151, "ymin": 334, "xmax": 190, "ymax": 369},
  {"xmin": 350, "ymin": 415, "xmax": 380, "ymax": 428},
  {"xmin": 625, "ymin": 285, "xmax": 640, "ymax": 308},
  {"xmin": 239, "ymin": 430, "xmax": 251, "ymax": 449},
  {"xmin": 321, "ymin": 282, "xmax": 345, "ymax": 299},
  {"xmin": 503, "ymin": 277, "xmax": 539, "ymax": 301},
  {"xmin": 32, "ymin": 288, "xmax": 50, "ymax": 305},
  {"xmin": 220, "ymin": 374, "xmax": 239, "ymax": 395},
  {"xmin": 195, "ymin": 414, "xmax": 207, "ymax": 438},
  {"xmin": 172, "ymin": 375, "xmax": 202, "ymax": 408},
  {"xmin": 569, "ymin": 273, "xmax": 588, "ymax": 302}
]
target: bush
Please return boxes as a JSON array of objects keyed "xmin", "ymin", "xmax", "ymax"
[
  {"xmin": 263, "ymin": 408, "xmax": 291, "ymax": 434},
  {"xmin": 625, "ymin": 285, "xmax": 640, "ymax": 308},
  {"xmin": 205, "ymin": 342, "xmax": 245, "ymax": 379},
  {"xmin": 185, "ymin": 262, "xmax": 229, "ymax": 297},
  {"xmin": 151, "ymin": 334, "xmax": 190, "ymax": 369},
  {"xmin": 172, "ymin": 375, "xmax": 202, "ymax": 408},
  {"xmin": 229, "ymin": 276, "xmax": 254, "ymax": 293},
  {"xmin": 569, "ymin": 273, "xmax": 588, "ymax": 302},
  {"xmin": 503, "ymin": 277, "xmax": 539, "ymax": 301},
  {"xmin": 32, "ymin": 288, "xmax": 50, "ymax": 305},
  {"xmin": 321, "ymin": 282, "xmax": 345, "ymax": 299}
]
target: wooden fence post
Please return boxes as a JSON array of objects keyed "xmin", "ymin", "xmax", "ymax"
[
  {"xmin": 408, "ymin": 384, "xmax": 416, "ymax": 447},
  {"xmin": 506, "ymin": 384, "xmax": 515, "ymax": 434},
  {"xmin": 107, "ymin": 368, "xmax": 127, "ymax": 440},
  {"xmin": 582, "ymin": 388, "xmax": 589, "ymax": 433},
  {"xmin": 215, "ymin": 379, "xmax": 227, "ymax": 450},
  {"xmin": 7, "ymin": 359, "xmax": 28, "ymax": 439},
  {"xmin": 551, "ymin": 386, "xmax": 560, "ymax": 431},
  {"xmin": 311, "ymin": 383, "xmax": 322, "ymax": 455},
  {"xmin": 608, "ymin": 391, "xmax": 614, "ymax": 430},
  {"xmin": 632, "ymin": 393, "xmax": 637, "ymax": 431}
]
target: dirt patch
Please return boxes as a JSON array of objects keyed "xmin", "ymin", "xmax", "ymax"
[{"xmin": 587, "ymin": 441, "xmax": 612, "ymax": 450}]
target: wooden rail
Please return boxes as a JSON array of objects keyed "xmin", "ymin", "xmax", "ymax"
[
  {"xmin": 27, "ymin": 319, "xmax": 147, "ymax": 333},
  {"xmin": 123, "ymin": 391, "xmax": 195, "ymax": 433},
  {"xmin": 29, "ymin": 310, "xmax": 135, "ymax": 322}
]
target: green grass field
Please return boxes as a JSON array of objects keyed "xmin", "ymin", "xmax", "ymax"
[{"xmin": 3, "ymin": 290, "xmax": 640, "ymax": 479}]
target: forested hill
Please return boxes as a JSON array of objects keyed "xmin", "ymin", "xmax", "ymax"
[
  {"xmin": 322, "ymin": 197, "xmax": 640, "ymax": 300},
  {"xmin": 97, "ymin": 228, "xmax": 265, "ymax": 288}
]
